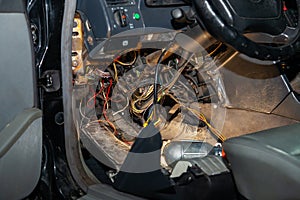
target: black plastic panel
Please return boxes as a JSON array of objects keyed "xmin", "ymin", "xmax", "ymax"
[
  {"xmin": 77, "ymin": 0, "xmax": 191, "ymax": 39},
  {"xmin": 77, "ymin": 0, "xmax": 109, "ymax": 39},
  {"xmin": 145, "ymin": 0, "xmax": 187, "ymax": 7}
]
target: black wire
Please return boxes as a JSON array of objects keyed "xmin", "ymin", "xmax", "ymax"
[
  {"xmin": 153, "ymin": 49, "xmax": 168, "ymax": 105},
  {"xmin": 152, "ymin": 47, "xmax": 171, "ymax": 122}
]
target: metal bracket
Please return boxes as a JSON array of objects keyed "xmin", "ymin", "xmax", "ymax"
[{"xmin": 38, "ymin": 70, "xmax": 61, "ymax": 92}]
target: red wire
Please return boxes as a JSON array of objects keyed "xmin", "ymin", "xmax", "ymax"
[
  {"xmin": 103, "ymin": 79, "xmax": 116, "ymax": 133},
  {"xmin": 88, "ymin": 79, "xmax": 131, "ymax": 145},
  {"xmin": 87, "ymin": 80, "xmax": 105, "ymax": 108},
  {"xmin": 283, "ymin": 1, "xmax": 288, "ymax": 11},
  {"xmin": 100, "ymin": 78, "xmax": 131, "ymax": 145},
  {"xmin": 103, "ymin": 79, "xmax": 113, "ymax": 117}
]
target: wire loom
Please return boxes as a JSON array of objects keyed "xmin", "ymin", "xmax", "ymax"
[{"xmin": 75, "ymin": 47, "xmax": 227, "ymax": 171}]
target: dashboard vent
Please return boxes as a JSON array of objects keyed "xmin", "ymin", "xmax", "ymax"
[{"xmin": 105, "ymin": 0, "xmax": 134, "ymax": 6}]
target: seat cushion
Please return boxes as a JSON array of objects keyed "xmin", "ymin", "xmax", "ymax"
[{"xmin": 223, "ymin": 123, "xmax": 300, "ymax": 200}]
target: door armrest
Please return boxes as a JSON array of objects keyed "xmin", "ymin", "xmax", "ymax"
[{"xmin": 0, "ymin": 108, "xmax": 42, "ymax": 158}]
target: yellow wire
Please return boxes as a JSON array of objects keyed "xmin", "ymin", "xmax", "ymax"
[
  {"xmin": 113, "ymin": 62, "xmax": 118, "ymax": 82},
  {"xmin": 165, "ymin": 93, "xmax": 226, "ymax": 142},
  {"xmin": 187, "ymin": 107, "xmax": 226, "ymax": 142},
  {"xmin": 143, "ymin": 112, "xmax": 153, "ymax": 127},
  {"xmin": 115, "ymin": 51, "xmax": 137, "ymax": 66},
  {"xmin": 208, "ymin": 42, "xmax": 223, "ymax": 56},
  {"xmin": 142, "ymin": 93, "xmax": 164, "ymax": 127}
]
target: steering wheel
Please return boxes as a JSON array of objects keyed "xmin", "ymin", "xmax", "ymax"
[{"xmin": 193, "ymin": 0, "xmax": 300, "ymax": 60}]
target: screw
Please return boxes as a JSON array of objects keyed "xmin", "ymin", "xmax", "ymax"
[
  {"xmin": 72, "ymin": 60, "xmax": 79, "ymax": 67},
  {"xmin": 55, "ymin": 112, "xmax": 64, "ymax": 125},
  {"xmin": 46, "ymin": 74, "xmax": 53, "ymax": 87},
  {"xmin": 87, "ymin": 36, "xmax": 94, "ymax": 45},
  {"xmin": 73, "ymin": 21, "xmax": 78, "ymax": 28}
]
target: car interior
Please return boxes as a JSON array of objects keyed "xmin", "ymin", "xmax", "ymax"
[{"xmin": 0, "ymin": 0, "xmax": 299, "ymax": 200}]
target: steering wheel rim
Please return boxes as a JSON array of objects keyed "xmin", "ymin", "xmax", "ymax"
[{"xmin": 193, "ymin": 0, "xmax": 300, "ymax": 61}]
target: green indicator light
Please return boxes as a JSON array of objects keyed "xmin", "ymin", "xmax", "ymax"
[{"xmin": 133, "ymin": 13, "xmax": 140, "ymax": 20}]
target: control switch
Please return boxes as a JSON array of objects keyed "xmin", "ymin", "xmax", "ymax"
[{"xmin": 114, "ymin": 9, "xmax": 128, "ymax": 27}]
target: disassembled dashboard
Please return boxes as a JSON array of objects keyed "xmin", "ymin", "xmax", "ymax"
[
  {"xmin": 72, "ymin": 28, "xmax": 227, "ymax": 168},
  {"xmin": 73, "ymin": 0, "xmax": 228, "ymax": 184},
  {"xmin": 10, "ymin": 0, "xmax": 298, "ymax": 199},
  {"xmin": 68, "ymin": 0, "xmax": 300, "ymax": 199}
]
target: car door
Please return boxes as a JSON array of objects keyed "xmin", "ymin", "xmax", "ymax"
[{"xmin": 0, "ymin": 0, "xmax": 42, "ymax": 199}]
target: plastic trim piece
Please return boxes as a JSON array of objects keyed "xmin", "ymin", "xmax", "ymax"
[
  {"xmin": 79, "ymin": 184, "xmax": 146, "ymax": 200},
  {"xmin": 0, "ymin": 108, "xmax": 42, "ymax": 158},
  {"xmin": 0, "ymin": 0, "xmax": 25, "ymax": 13},
  {"xmin": 0, "ymin": 115, "xmax": 42, "ymax": 200},
  {"xmin": 61, "ymin": 0, "xmax": 99, "ymax": 192}
]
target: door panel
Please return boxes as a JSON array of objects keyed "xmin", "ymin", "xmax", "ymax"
[
  {"xmin": 0, "ymin": 1, "xmax": 42, "ymax": 199},
  {"xmin": 0, "ymin": 109, "xmax": 42, "ymax": 200}
]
